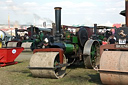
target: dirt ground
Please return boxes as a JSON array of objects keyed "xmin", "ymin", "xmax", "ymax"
[
  {"xmin": 15, "ymin": 52, "xmax": 33, "ymax": 61},
  {"xmin": 0, "ymin": 52, "xmax": 102, "ymax": 85}
]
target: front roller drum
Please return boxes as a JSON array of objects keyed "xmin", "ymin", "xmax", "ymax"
[
  {"xmin": 7, "ymin": 42, "xmax": 18, "ymax": 48},
  {"xmin": 99, "ymin": 51, "xmax": 128, "ymax": 85},
  {"xmin": 29, "ymin": 52, "xmax": 67, "ymax": 79},
  {"xmin": 21, "ymin": 42, "xmax": 33, "ymax": 51}
]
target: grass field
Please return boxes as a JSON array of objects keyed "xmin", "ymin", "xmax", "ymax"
[{"xmin": 0, "ymin": 52, "xmax": 102, "ymax": 85}]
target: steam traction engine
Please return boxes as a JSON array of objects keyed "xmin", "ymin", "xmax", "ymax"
[
  {"xmin": 6, "ymin": 26, "xmax": 52, "ymax": 51},
  {"xmin": 98, "ymin": 0, "xmax": 128, "ymax": 84},
  {"xmin": 28, "ymin": 7, "xmax": 100, "ymax": 78}
]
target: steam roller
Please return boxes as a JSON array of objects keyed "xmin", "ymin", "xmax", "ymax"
[
  {"xmin": 98, "ymin": 0, "xmax": 128, "ymax": 84},
  {"xmin": 20, "ymin": 26, "xmax": 51, "ymax": 51},
  {"xmin": 28, "ymin": 7, "xmax": 100, "ymax": 79},
  {"xmin": 6, "ymin": 25, "xmax": 52, "ymax": 51}
]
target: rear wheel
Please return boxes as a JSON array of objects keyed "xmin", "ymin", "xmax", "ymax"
[{"xmin": 83, "ymin": 40, "xmax": 100, "ymax": 69}]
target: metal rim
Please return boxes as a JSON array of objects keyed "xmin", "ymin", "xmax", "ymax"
[
  {"xmin": 54, "ymin": 54, "xmax": 67, "ymax": 78},
  {"xmin": 83, "ymin": 40, "xmax": 100, "ymax": 69}
]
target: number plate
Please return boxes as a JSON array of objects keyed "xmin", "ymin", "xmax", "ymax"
[
  {"xmin": 119, "ymin": 39, "xmax": 126, "ymax": 44},
  {"xmin": 116, "ymin": 44, "xmax": 128, "ymax": 48}
]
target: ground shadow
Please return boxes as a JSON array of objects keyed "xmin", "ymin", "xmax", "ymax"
[
  {"xmin": 67, "ymin": 61, "xmax": 85, "ymax": 69},
  {"xmin": 88, "ymin": 73, "xmax": 102, "ymax": 84},
  {"xmin": 27, "ymin": 73, "xmax": 33, "ymax": 77},
  {"xmin": 17, "ymin": 61, "xmax": 23, "ymax": 63}
]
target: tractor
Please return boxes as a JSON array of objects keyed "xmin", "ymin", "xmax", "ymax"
[
  {"xmin": 28, "ymin": 7, "xmax": 100, "ymax": 78},
  {"xmin": 98, "ymin": 0, "xmax": 128, "ymax": 84},
  {"xmin": 6, "ymin": 26, "xmax": 52, "ymax": 51}
]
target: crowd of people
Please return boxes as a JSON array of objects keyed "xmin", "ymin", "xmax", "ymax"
[{"xmin": 102, "ymin": 35, "xmax": 116, "ymax": 45}]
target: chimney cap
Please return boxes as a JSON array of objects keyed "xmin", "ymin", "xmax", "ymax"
[{"xmin": 54, "ymin": 7, "xmax": 62, "ymax": 10}]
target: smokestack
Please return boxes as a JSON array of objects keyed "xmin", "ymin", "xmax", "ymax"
[
  {"xmin": 54, "ymin": 7, "xmax": 62, "ymax": 34},
  {"xmin": 92, "ymin": 24, "xmax": 97, "ymax": 40},
  {"xmin": 94, "ymin": 24, "xmax": 97, "ymax": 35},
  {"xmin": 126, "ymin": 0, "xmax": 128, "ymax": 26},
  {"xmin": 30, "ymin": 25, "xmax": 34, "ymax": 39},
  {"xmin": 15, "ymin": 28, "xmax": 18, "ymax": 39}
]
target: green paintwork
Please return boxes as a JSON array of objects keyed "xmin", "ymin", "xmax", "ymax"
[
  {"xmin": 90, "ymin": 44, "xmax": 96, "ymax": 63},
  {"xmin": 98, "ymin": 35, "xmax": 104, "ymax": 41},
  {"xmin": 35, "ymin": 39, "xmax": 40, "ymax": 42},
  {"xmin": 40, "ymin": 32, "xmax": 44, "ymax": 41},
  {"xmin": 72, "ymin": 36, "xmax": 78, "ymax": 43},
  {"xmin": 75, "ymin": 44, "xmax": 79, "ymax": 52},
  {"xmin": 66, "ymin": 32, "xmax": 71, "ymax": 40},
  {"xmin": 22, "ymin": 40, "xmax": 35, "ymax": 43},
  {"xmin": 64, "ymin": 43, "xmax": 74, "ymax": 54}
]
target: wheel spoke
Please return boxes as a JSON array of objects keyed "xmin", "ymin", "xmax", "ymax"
[
  {"xmin": 83, "ymin": 40, "xmax": 100, "ymax": 69},
  {"xmin": 90, "ymin": 44, "xmax": 99, "ymax": 66}
]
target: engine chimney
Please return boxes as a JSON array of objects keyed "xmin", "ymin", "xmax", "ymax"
[
  {"xmin": 30, "ymin": 25, "xmax": 34, "ymax": 39},
  {"xmin": 94, "ymin": 24, "xmax": 97, "ymax": 35},
  {"xmin": 15, "ymin": 28, "xmax": 18, "ymax": 39},
  {"xmin": 126, "ymin": 0, "xmax": 128, "ymax": 27},
  {"xmin": 54, "ymin": 7, "xmax": 62, "ymax": 34}
]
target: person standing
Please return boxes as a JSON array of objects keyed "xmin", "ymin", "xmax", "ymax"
[
  {"xmin": 109, "ymin": 35, "xmax": 116, "ymax": 44},
  {"xmin": 102, "ymin": 37, "xmax": 108, "ymax": 45}
]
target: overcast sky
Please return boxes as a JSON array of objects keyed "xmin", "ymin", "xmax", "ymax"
[{"xmin": 0, "ymin": 0, "xmax": 125, "ymax": 26}]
